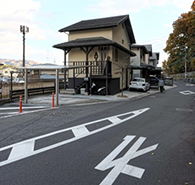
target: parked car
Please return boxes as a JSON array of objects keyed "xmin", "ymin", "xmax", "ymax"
[
  {"xmin": 149, "ymin": 76, "xmax": 159, "ymax": 89},
  {"xmin": 13, "ymin": 78, "xmax": 25, "ymax": 83},
  {"xmin": 129, "ymin": 78, "xmax": 150, "ymax": 92}
]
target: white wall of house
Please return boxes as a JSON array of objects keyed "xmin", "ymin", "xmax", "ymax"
[
  {"xmin": 149, "ymin": 61, "xmax": 154, "ymax": 66},
  {"xmin": 130, "ymin": 48, "xmax": 140, "ymax": 66},
  {"xmin": 145, "ymin": 53, "xmax": 150, "ymax": 64},
  {"xmin": 130, "ymin": 48, "xmax": 141, "ymax": 78},
  {"xmin": 113, "ymin": 23, "xmax": 130, "ymax": 50}
]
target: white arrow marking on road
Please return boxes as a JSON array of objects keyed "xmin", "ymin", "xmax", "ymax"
[
  {"xmin": 179, "ymin": 90, "xmax": 195, "ymax": 95},
  {"xmin": 95, "ymin": 136, "xmax": 158, "ymax": 185},
  {"xmin": 0, "ymin": 108, "xmax": 149, "ymax": 167}
]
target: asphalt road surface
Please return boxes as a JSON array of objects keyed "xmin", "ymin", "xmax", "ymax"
[{"xmin": 0, "ymin": 82, "xmax": 194, "ymax": 185}]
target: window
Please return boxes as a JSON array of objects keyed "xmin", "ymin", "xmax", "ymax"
[
  {"xmin": 122, "ymin": 23, "xmax": 124, "ymax": 29},
  {"xmin": 5, "ymin": 71, "xmax": 8, "ymax": 73},
  {"xmin": 122, "ymin": 39, "xmax": 124, "ymax": 44}
]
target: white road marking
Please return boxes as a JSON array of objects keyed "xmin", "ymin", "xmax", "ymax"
[
  {"xmin": 176, "ymin": 108, "xmax": 193, "ymax": 112},
  {"xmin": 121, "ymin": 165, "xmax": 145, "ymax": 179},
  {"xmin": 72, "ymin": 125, "xmax": 90, "ymax": 137},
  {"xmin": 179, "ymin": 90, "xmax": 195, "ymax": 95},
  {"xmin": 0, "ymin": 107, "xmax": 57, "ymax": 119},
  {"xmin": 0, "ymin": 106, "xmax": 49, "ymax": 110},
  {"xmin": 0, "ymin": 108, "xmax": 149, "ymax": 167},
  {"xmin": 186, "ymin": 84, "xmax": 195, "ymax": 86},
  {"xmin": 9, "ymin": 140, "xmax": 35, "ymax": 161},
  {"xmin": 95, "ymin": 136, "xmax": 158, "ymax": 185}
]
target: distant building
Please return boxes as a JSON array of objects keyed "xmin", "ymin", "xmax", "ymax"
[
  {"xmin": 149, "ymin": 52, "xmax": 160, "ymax": 69},
  {"xmin": 0, "ymin": 67, "xmax": 18, "ymax": 78}
]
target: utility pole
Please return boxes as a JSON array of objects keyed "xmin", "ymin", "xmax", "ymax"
[
  {"xmin": 20, "ymin": 25, "xmax": 29, "ymax": 68},
  {"xmin": 185, "ymin": 46, "xmax": 187, "ymax": 79}
]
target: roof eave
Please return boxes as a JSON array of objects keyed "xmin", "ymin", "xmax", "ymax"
[{"xmin": 53, "ymin": 37, "xmax": 136, "ymax": 56}]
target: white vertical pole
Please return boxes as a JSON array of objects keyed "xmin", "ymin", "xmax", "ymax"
[
  {"xmin": 24, "ymin": 69, "xmax": 28, "ymax": 103},
  {"xmin": 55, "ymin": 69, "xmax": 59, "ymax": 106}
]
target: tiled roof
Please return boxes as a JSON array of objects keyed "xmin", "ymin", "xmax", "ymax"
[
  {"xmin": 144, "ymin": 45, "xmax": 153, "ymax": 56},
  {"xmin": 131, "ymin": 44, "xmax": 149, "ymax": 54},
  {"xmin": 59, "ymin": 15, "xmax": 136, "ymax": 44},
  {"xmin": 59, "ymin": 15, "xmax": 129, "ymax": 32}
]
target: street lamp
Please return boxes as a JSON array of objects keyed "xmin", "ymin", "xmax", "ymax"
[{"xmin": 20, "ymin": 25, "xmax": 29, "ymax": 68}]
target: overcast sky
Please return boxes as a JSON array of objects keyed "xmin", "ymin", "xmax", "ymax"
[{"xmin": 0, "ymin": 0, "xmax": 194, "ymax": 66}]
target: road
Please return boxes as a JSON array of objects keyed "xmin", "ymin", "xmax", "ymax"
[{"xmin": 0, "ymin": 82, "xmax": 194, "ymax": 185}]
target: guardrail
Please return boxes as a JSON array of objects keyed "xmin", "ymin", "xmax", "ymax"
[{"xmin": 10, "ymin": 86, "xmax": 55, "ymax": 101}]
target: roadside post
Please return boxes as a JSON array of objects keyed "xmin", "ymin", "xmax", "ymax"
[
  {"xmin": 19, "ymin": 94, "xmax": 23, "ymax": 113},
  {"xmin": 52, "ymin": 92, "xmax": 55, "ymax": 108}
]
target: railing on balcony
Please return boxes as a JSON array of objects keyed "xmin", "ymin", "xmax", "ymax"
[{"xmin": 68, "ymin": 61, "xmax": 111, "ymax": 76}]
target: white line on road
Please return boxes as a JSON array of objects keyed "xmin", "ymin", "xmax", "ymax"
[
  {"xmin": 0, "ymin": 108, "xmax": 150, "ymax": 167},
  {"xmin": 0, "ymin": 106, "xmax": 49, "ymax": 110},
  {"xmin": 95, "ymin": 136, "xmax": 158, "ymax": 185},
  {"xmin": 0, "ymin": 107, "xmax": 58, "ymax": 120}
]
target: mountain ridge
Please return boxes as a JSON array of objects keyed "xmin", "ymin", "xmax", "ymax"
[{"xmin": 0, "ymin": 59, "xmax": 41, "ymax": 67}]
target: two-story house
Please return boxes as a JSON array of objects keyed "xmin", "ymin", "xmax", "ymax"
[
  {"xmin": 130, "ymin": 44, "xmax": 153, "ymax": 79},
  {"xmin": 149, "ymin": 52, "xmax": 160, "ymax": 69},
  {"xmin": 53, "ymin": 15, "xmax": 136, "ymax": 95},
  {"xmin": 149, "ymin": 52, "xmax": 162, "ymax": 78}
]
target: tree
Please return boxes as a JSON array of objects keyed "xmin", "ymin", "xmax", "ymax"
[
  {"xmin": 162, "ymin": 59, "xmax": 170, "ymax": 75},
  {"xmin": 164, "ymin": 0, "xmax": 195, "ymax": 73},
  {"xmin": 114, "ymin": 56, "xmax": 131, "ymax": 97}
]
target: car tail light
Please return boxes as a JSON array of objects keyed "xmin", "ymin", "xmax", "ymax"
[{"xmin": 142, "ymin": 84, "xmax": 146, "ymax": 86}]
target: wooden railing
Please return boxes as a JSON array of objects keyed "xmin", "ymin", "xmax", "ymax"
[{"xmin": 68, "ymin": 61, "xmax": 111, "ymax": 76}]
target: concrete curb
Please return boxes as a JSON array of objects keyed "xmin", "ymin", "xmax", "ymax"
[{"xmin": 5, "ymin": 84, "xmax": 177, "ymax": 107}]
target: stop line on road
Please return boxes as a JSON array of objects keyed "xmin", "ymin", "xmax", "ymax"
[{"xmin": 0, "ymin": 108, "xmax": 149, "ymax": 167}]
